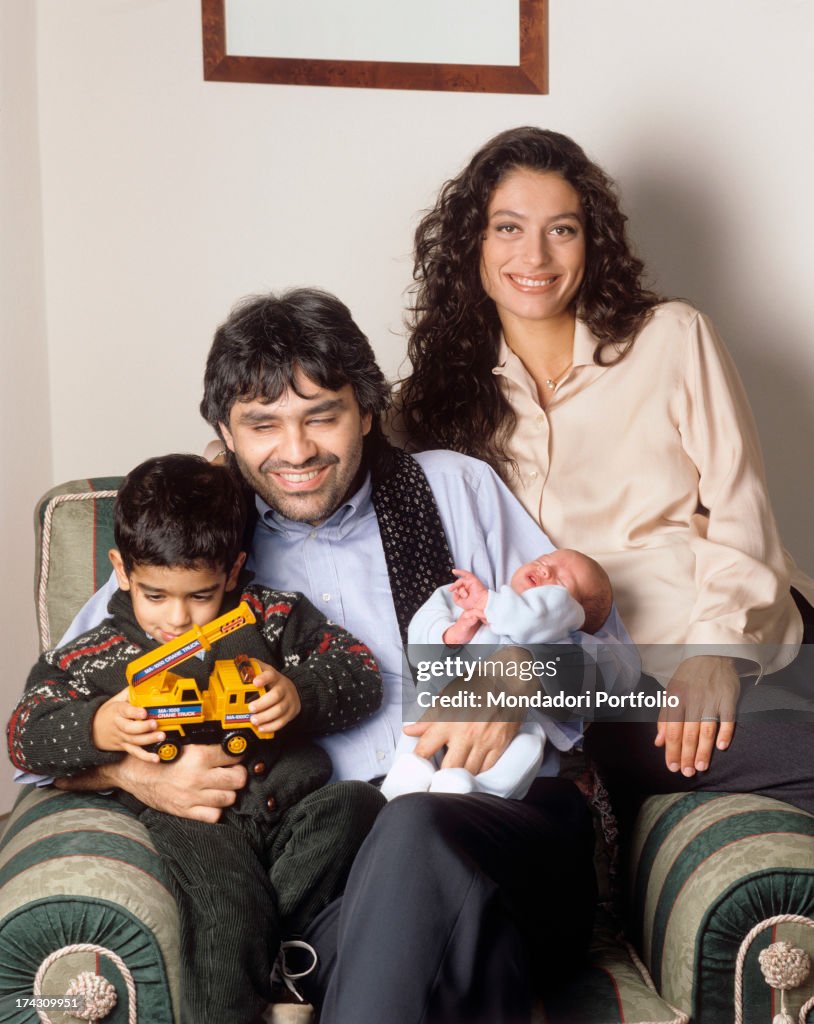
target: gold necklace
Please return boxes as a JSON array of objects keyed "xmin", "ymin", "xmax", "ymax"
[{"xmin": 544, "ymin": 361, "xmax": 573, "ymax": 390}]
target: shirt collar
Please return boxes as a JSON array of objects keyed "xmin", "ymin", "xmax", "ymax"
[
  {"xmin": 572, "ymin": 317, "xmax": 600, "ymax": 366},
  {"xmin": 256, "ymin": 472, "xmax": 374, "ymax": 537},
  {"xmin": 491, "ymin": 318, "xmax": 599, "ymax": 381}
]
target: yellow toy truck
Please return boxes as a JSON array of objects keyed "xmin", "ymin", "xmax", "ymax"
[{"xmin": 127, "ymin": 602, "xmax": 273, "ymax": 763}]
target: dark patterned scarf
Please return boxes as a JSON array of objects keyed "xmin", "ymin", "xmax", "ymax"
[{"xmin": 371, "ymin": 446, "xmax": 455, "ymax": 645}]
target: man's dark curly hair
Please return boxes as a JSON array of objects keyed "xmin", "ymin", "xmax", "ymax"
[
  {"xmin": 200, "ymin": 288, "xmax": 395, "ymax": 480},
  {"xmin": 399, "ymin": 126, "xmax": 662, "ymax": 474}
]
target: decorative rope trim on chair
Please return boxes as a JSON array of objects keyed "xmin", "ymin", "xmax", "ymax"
[
  {"xmin": 733, "ymin": 914, "xmax": 814, "ymax": 1024},
  {"xmin": 620, "ymin": 938, "xmax": 690, "ymax": 1024},
  {"xmin": 37, "ymin": 490, "xmax": 118, "ymax": 649},
  {"xmin": 33, "ymin": 942, "xmax": 136, "ymax": 1024},
  {"xmin": 799, "ymin": 994, "xmax": 814, "ymax": 1022}
]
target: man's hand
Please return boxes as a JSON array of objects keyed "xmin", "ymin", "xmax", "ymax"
[
  {"xmin": 92, "ymin": 688, "xmax": 164, "ymax": 763},
  {"xmin": 655, "ymin": 656, "xmax": 740, "ymax": 776},
  {"xmin": 248, "ymin": 662, "xmax": 301, "ymax": 733},
  {"xmin": 404, "ymin": 719, "xmax": 522, "ymax": 775},
  {"xmin": 55, "ymin": 744, "xmax": 248, "ymax": 823},
  {"xmin": 449, "ymin": 569, "xmax": 488, "ymax": 613},
  {"xmin": 404, "ymin": 645, "xmax": 531, "ymax": 774}
]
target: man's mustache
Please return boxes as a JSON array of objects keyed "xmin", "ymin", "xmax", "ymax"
[{"xmin": 259, "ymin": 454, "xmax": 340, "ymax": 473}]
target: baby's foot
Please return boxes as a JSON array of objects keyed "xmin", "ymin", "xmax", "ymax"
[
  {"xmin": 429, "ymin": 768, "xmax": 476, "ymax": 794},
  {"xmin": 380, "ymin": 752, "xmax": 436, "ymax": 800}
]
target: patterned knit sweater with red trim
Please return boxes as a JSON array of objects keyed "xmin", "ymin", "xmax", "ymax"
[{"xmin": 8, "ymin": 584, "xmax": 382, "ymax": 817}]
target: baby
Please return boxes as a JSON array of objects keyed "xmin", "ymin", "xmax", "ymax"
[{"xmin": 382, "ymin": 549, "xmax": 612, "ymax": 801}]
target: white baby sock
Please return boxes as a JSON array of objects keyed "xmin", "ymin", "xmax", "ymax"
[
  {"xmin": 471, "ymin": 728, "xmax": 546, "ymax": 800},
  {"xmin": 380, "ymin": 752, "xmax": 436, "ymax": 800},
  {"xmin": 429, "ymin": 768, "xmax": 476, "ymax": 794}
]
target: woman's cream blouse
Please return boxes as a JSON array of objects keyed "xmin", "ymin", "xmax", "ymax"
[{"xmin": 494, "ymin": 301, "xmax": 814, "ymax": 677}]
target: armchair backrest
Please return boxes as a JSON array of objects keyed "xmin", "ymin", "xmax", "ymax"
[{"xmin": 34, "ymin": 477, "xmax": 123, "ymax": 651}]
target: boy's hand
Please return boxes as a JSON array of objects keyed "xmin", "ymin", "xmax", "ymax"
[
  {"xmin": 449, "ymin": 569, "xmax": 488, "ymax": 612},
  {"xmin": 92, "ymin": 689, "xmax": 165, "ymax": 763},
  {"xmin": 443, "ymin": 608, "xmax": 487, "ymax": 646},
  {"xmin": 249, "ymin": 661, "xmax": 301, "ymax": 733}
]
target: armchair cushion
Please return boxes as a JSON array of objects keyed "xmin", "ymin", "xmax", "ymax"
[{"xmin": 540, "ymin": 912, "xmax": 687, "ymax": 1023}]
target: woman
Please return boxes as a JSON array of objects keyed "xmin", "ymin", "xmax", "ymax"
[{"xmin": 397, "ymin": 127, "xmax": 814, "ymax": 816}]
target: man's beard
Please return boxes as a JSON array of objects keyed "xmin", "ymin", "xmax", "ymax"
[{"xmin": 232, "ymin": 440, "xmax": 364, "ymax": 525}]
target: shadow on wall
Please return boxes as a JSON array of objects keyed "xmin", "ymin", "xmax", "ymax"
[{"xmin": 620, "ymin": 160, "xmax": 814, "ymax": 574}]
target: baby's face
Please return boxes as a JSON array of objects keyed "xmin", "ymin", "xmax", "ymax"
[{"xmin": 510, "ymin": 550, "xmax": 595, "ymax": 603}]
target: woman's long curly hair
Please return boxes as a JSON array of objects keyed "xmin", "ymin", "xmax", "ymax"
[{"xmin": 400, "ymin": 127, "xmax": 662, "ymax": 473}]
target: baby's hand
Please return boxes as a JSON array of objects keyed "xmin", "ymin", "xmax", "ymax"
[
  {"xmin": 442, "ymin": 608, "xmax": 487, "ymax": 646},
  {"xmin": 92, "ymin": 689, "xmax": 164, "ymax": 763},
  {"xmin": 449, "ymin": 569, "xmax": 488, "ymax": 612},
  {"xmin": 249, "ymin": 661, "xmax": 302, "ymax": 733}
]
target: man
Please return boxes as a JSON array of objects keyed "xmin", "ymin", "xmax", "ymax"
[{"xmin": 60, "ymin": 288, "xmax": 637, "ymax": 1022}]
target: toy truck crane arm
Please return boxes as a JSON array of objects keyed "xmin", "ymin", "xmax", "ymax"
[{"xmin": 126, "ymin": 602, "xmax": 257, "ymax": 688}]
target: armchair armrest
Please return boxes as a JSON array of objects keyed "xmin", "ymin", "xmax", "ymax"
[
  {"xmin": 0, "ymin": 786, "xmax": 180, "ymax": 1022},
  {"xmin": 630, "ymin": 791, "xmax": 814, "ymax": 1022}
]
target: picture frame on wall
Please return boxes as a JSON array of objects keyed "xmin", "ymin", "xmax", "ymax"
[{"xmin": 201, "ymin": 0, "xmax": 548, "ymax": 94}]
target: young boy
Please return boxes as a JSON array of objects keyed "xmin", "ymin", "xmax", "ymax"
[
  {"xmin": 382, "ymin": 549, "xmax": 612, "ymax": 801},
  {"xmin": 7, "ymin": 455, "xmax": 385, "ymax": 1024}
]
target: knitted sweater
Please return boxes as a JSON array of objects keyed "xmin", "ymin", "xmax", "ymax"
[{"xmin": 8, "ymin": 584, "xmax": 382, "ymax": 821}]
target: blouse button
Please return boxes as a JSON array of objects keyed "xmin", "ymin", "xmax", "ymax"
[{"xmin": 529, "ymin": 471, "xmax": 539, "ymax": 480}]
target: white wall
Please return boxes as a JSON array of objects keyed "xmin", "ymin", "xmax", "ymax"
[
  {"xmin": 34, "ymin": 0, "xmax": 814, "ymax": 564},
  {"xmin": 1, "ymin": 0, "xmax": 52, "ymax": 809},
  {"xmin": 2, "ymin": 0, "xmax": 813, "ymax": 805}
]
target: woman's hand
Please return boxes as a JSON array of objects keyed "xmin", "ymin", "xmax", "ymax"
[
  {"xmin": 654, "ymin": 655, "xmax": 740, "ymax": 775},
  {"xmin": 248, "ymin": 661, "xmax": 302, "ymax": 733},
  {"xmin": 92, "ymin": 688, "xmax": 164, "ymax": 763}
]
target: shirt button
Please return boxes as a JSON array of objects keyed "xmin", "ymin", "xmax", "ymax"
[
  {"xmin": 309, "ymin": 530, "xmax": 317, "ymax": 538},
  {"xmin": 266, "ymin": 796, "xmax": 276, "ymax": 811},
  {"xmin": 376, "ymin": 750, "xmax": 386, "ymax": 761},
  {"xmin": 322, "ymin": 593, "xmax": 331, "ymax": 602},
  {"xmin": 536, "ymin": 414, "xmax": 546, "ymax": 425},
  {"xmin": 529, "ymin": 471, "xmax": 539, "ymax": 480}
]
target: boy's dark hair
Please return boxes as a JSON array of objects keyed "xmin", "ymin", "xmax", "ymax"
[{"xmin": 114, "ymin": 454, "xmax": 247, "ymax": 575}]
